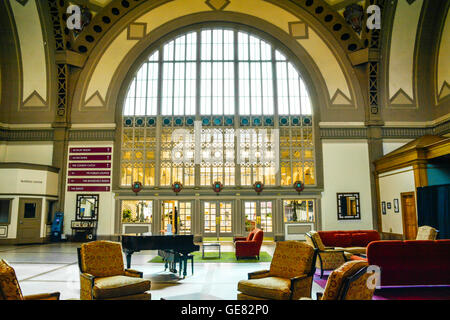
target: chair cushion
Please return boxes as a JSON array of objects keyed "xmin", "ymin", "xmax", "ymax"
[
  {"xmin": 269, "ymin": 241, "xmax": 315, "ymax": 279},
  {"xmin": 322, "ymin": 260, "xmax": 368, "ymax": 300},
  {"xmin": 93, "ymin": 276, "xmax": 151, "ymax": 299},
  {"xmin": 0, "ymin": 260, "xmax": 23, "ymax": 300},
  {"xmin": 351, "ymin": 233, "xmax": 369, "ymax": 247},
  {"xmin": 81, "ymin": 241, "xmax": 125, "ymax": 277},
  {"xmin": 334, "ymin": 234, "xmax": 352, "ymax": 247},
  {"xmin": 238, "ymin": 277, "xmax": 292, "ymax": 300}
]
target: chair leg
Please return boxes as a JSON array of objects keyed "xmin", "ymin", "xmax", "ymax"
[{"xmin": 319, "ymin": 255, "xmax": 324, "ymax": 279}]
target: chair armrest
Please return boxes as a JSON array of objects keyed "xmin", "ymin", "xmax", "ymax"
[
  {"xmin": 322, "ymin": 249, "xmax": 345, "ymax": 253},
  {"xmin": 23, "ymin": 292, "xmax": 60, "ymax": 300},
  {"xmin": 125, "ymin": 269, "xmax": 143, "ymax": 278},
  {"xmin": 290, "ymin": 275, "xmax": 309, "ymax": 290},
  {"xmin": 234, "ymin": 237, "xmax": 247, "ymax": 242},
  {"xmin": 235, "ymin": 240, "xmax": 256, "ymax": 248},
  {"xmin": 248, "ymin": 270, "xmax": 270, "ymax": 279},
  {"xmin": 80, "ymin": 273, "xmax": 95, "ymax": 300}
]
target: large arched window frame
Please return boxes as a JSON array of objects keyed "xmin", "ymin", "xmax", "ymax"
[{"xmin": 121, "ymin": 27, "xmax": 315, "ymax": 188}]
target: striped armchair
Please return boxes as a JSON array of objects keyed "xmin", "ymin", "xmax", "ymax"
[{"xmin": 77, "ymin": 240, "xmax": 151, "ymax": 300}]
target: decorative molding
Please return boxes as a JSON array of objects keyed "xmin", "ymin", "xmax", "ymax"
[
  {"xmin": 127, "ymin": 22, "xmax": 147, "ymax": 40},
  {"xmin": 320, "ymin": 127, "xmax": 368, "ymax": 139},
  {"xmin": 288, "ymin": 21, "xmax": 309, "ymax": 40},
  {"xmin": 0, "ymin": 128, "xmax": 54, "ymax": 141},
  {"xmin": 320, "ymin": 119, "xmax": 450, "ymax": 139},
  {"xmin": 390, "ymin": 88, "xmax": 414, "ymax": 105},
  {"xmin": 205, "ymin": 0, "xmax": 230, "ymax": 11},
  {"xmin": 69, "ymin": 129, "xmax": 115, "ymax": 141},
  {"xmin": 84, "ymin": 91, "xmax": 106, "ymax": 108},
  {"xmin": 0, "ymin": 162, "xmax": 59, "ymax": 173},
  {"xmin": 22, "ymin": 90, "xmax": 47, "ymax": 108},
  {"xmin": 330, "ymin": 89, "xmax": 353, "ymax": 105},
  {"xmin": 15, "ymin": 0, "xmax": 29, "ymax": 6},
  {"xmin": 438, "ymin": 81, "xmax": 450, "ymax": 100}
]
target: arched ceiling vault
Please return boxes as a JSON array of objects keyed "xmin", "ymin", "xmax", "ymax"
[{"xmin": 64, "ymin": 0, "xmax": 372, "ymax": 124}]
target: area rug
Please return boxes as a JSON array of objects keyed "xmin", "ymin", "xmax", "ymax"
[{"xmin": 149, "ymin": 251, "xmax": 272, "ymax": 263}]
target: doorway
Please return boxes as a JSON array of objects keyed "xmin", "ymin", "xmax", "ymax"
[
  {"xmin": 161, "ymin": 200, "xmax": 192, "ymax": 235},
  {"xmin": 401, "ymin": 192, "xmax": 418, "ymax": 240},
  {"xmin": 243, "ymin": 201, "xmax": 274, "ymax": 236},
  {"xmin": 202, "ymin": 201, "xmax": 233, "ymax": 239},
  {"xmin": 17, "ymin": 198, "xmax": 42, "ymax": 244}
]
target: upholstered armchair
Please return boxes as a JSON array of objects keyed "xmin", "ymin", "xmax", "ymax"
[
  {"xmin": 416, "ymin": 226, "xmax": 438, "ymax": 240},
  {"xmin": 306, "ymin": 231, "xmax": 347, "ymax": 278},
  {"xmin": 0, "ymin": 259, "xmax": 60, "ymax": 300},
  {"xmin": 237, "ymin": 241, "xmax": 318, "ymax": 300},
  {"xmin": 77, "ymin": 240, "xmax": 151, "ymax": 300},
  {"xmin": 235, "ymin": 228, "xmax": 264, "ymax": 260},
  {"xmin": 302, "ymin": 260, "xmax": 376, "ymax": 300}
]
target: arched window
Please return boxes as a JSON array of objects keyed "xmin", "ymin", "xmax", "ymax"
[{"xmin": 121, "ymin": 27, "xmax": 315, "ymax": 188}]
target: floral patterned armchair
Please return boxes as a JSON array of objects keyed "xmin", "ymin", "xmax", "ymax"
[
  {"xmin": 306, "ymin": 231, "xmax": 347, "ymax": 278},
  {"xmin": 237, "ymin": 241, "xmax": 318, "ymax": 300},
  {"xmin": 77, "ymin": 240, "xmax": 151, "ymax": 300},
  {"xmin": 302, "ymin": 260, "xmax": 376, "ymax": 300},
  {"xmin": 0, "ymin": 259, "xmax": 60, "ymax": 300}
]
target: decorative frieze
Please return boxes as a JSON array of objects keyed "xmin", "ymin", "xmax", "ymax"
[{"xmin": 68, "ymin": 130, "xmax": 115, "ymax": 141}]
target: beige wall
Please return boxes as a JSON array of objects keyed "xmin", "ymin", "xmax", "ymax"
[
  {"xmin": 0, "ymin": 142, "xmax": 53, "ymax": 166},
  {"xmin": 321, "ymin": 140, "xmax": 374, "ymax": 231},
  {"xmin": 0, "ymin": 168, "xmax": 58, "ymax": 239},
  {"xmin": 378, "ymin": 167, "xmax": 416, "ymax": 235}
]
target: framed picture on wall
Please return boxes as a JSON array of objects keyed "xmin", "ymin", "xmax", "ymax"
[
  {"xmin": 387, "ymin": 202, "xmax": 392, "ymax": 210},
  {"xmin": 381, "ymin": 201, "xmax": 386, "ymax": 215},
  {"xmin": 394, "ymin": 199, "xmax": 399, "ymax": 213},
  {"xmin": 337, "ymin": 193, "xmax": 361, "ymax": 220}
]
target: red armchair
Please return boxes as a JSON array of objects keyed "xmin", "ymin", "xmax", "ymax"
[{"xmin": 235, "ymin": 228, "xmax": 264, "ymax": 260}]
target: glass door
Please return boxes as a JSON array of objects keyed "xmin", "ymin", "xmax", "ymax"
[
  {"xmin": 161, "ymin": 200, "xmax": 192, "ymax": 235},
  {"xmin": 178, "ymin": 201, "xmax": 192, "ymax": 235},
  {"xmin": 243, "ymin": 200, "xmax": 273, "ymax": 236},
  {"xmin": 203, "ymin": 201, "xmax": 233, "ymax": 238}
]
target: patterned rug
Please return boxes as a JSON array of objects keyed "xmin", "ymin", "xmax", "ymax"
[{"xmin": 149, "ymin": 251, "xmax": 272, "ymax": 263}]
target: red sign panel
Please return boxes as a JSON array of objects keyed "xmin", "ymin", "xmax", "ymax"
[
  {"xmin": 70, "ymin": 147, "xmax": 112, "ymax": 153},
  {"xmin": 68, "ymin": 178, "xmax": 111, "ymax": 184},
  {"xmin": 69, "ymin": 163, "xmax": 111, "ymax": 169},
  {"xmin": 69, "ymin": 155, "xmax": 111, "ymax": 161},
  {"xmin": 68, "ymin": 171, "xmax": 111, "ymax": 176},
  {"xmin": 68, "ymin": 186, "xmax": 111, "ymax": 192}
]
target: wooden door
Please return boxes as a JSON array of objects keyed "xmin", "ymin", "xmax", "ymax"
[
  {"xmin": 401, "ymin": 192, "xmax": 418, "ymax": 240},
  {"xmin": 17, "ymin": 198, "xmax": 42, "ymax": 244}
]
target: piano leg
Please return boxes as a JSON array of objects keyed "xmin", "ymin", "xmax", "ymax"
[
  {"xmin": 183, "ymin": 258, "xmax": 188, "ymax": 278},
  {"xmin": 126, "ymin": 252, "xmax": 133, "ymax": 269}
]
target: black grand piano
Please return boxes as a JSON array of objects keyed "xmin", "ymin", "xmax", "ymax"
[{"xmin": 121, "ymin": 235, "xmax": 200, "ymax": 278}]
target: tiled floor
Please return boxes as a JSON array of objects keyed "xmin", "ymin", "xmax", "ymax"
[{"xmin": 0, "ymin": 242, "xmax": 323, "ymax": 300}]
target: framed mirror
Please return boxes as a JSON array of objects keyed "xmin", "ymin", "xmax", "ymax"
[
  {"xmin": 76, "ymin": 194, "xmax": 99, "ymax": 221},
  {"xmin": 337, "ymin": 193, "xmax": 361, "ymax": 220}
]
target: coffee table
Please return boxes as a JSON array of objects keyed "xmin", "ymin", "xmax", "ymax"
[{"xmin": 202, "ymin": 243, "xmax": 221, "ymax": 259}]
